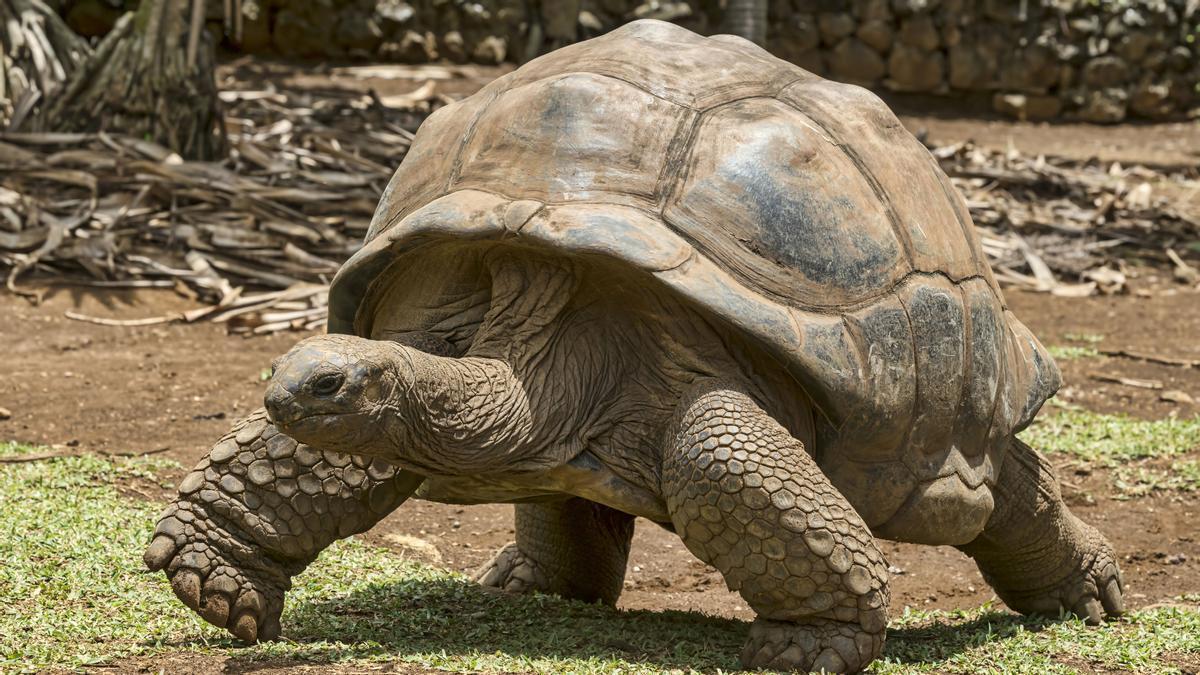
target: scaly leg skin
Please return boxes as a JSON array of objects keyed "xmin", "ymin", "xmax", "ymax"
[
  {"xmin": 143, "ymin": 409, "xmax": 424, "ymax": 642},
  {"xmin": 662, "ymin": 383, "xmax": 890, "ymax": 673},
  {"xmin": 958, "ymin": 439, "xmax": 1123, "ymax": 624},
  {"xmin": 474, "ymin": 498, "xmax": 635, "ymax": 604}
]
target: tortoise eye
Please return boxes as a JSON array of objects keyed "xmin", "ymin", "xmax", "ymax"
[{"xmin": 311, "ymin": 372, "xmax": 345, "ymax": 397}]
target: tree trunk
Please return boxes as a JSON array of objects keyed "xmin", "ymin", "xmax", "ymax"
[
  {"xmin": 33, "ymin": 0, "xmax": 225, "ymax": 160},
  {"xmin": 723, "ymin": 0, "xmax": 767, "ymax": 46},
  {"xmin": 0, "ymin": 0, "xmax": 90, "ymax": 128}
]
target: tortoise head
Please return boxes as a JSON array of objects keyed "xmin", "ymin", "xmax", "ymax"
[{"xmin": 264, "ymin": 335, "xmax": 408, "ymax": 456}]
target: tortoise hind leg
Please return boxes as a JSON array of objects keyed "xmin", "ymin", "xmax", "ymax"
[
  {"xmin": 474, "ymin": 498, "xmax": 635, "ymax": 604},
  {"xmin": 662, "ymin": 381, "xmax": 890, "ymax": 673},
  {"xmin": 958, "ymin": 438, "xmax": 1124, "ymax": 623}
]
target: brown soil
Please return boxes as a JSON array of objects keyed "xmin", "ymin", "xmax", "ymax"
[
  {"xmin": 4, "ymin": 279, "xmax": 1199, "ymax": 626},
  {"xmin": 6, "ymin": 67, "xmax": 1200, "ymax": 669}
]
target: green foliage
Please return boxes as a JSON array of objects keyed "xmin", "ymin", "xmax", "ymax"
[
  {"xmin": 1063, "ymin": 333, "xmax": 1104, "ymax": 344},
  {"xmin": 875, "ymin": 604, "xmax": 1200, "ymax": 674},
  {"xmin": 1046, "ymin": 345, "xmax": 1100, "ymax": 361},
  {"xmin": 1021, "ymin": 409, "xmax": 1200, "ymax": 496}
]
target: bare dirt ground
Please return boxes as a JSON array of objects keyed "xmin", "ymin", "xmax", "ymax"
[
  {"xmin": 3, "ymin": 279, "xmax": 1198, "ymax": 623},
  {"xmin": 4, "ymin": 65, "xmax": 1200, "ymax": 668}
]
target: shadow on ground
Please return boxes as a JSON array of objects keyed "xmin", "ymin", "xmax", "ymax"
[{"xmin": 160, "ymin": 575, "xmax": 1056, "ymax": 673}]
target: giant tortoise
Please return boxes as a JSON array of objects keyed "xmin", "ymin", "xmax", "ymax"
[{"xmin": 144, "ymin": 20, "xmax": 1123, "ymax": 673}]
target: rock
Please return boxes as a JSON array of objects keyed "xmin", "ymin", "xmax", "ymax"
[
  {"xmin": 1104, "ymin": 16, "xmax": 1126, "ymax": 41},
  {"xmin": 817, "ymin": 12, "xmax": 857, "ymax": 45},
  {"xmin": 335, "ymin": 11, "xmax": 383, "ymax": 55},
  {"xmin": 1059, "ymin": 64, "xmax": 1076, "ymax": 90},
  {"xmin": 948, "ymin": 43, "xmax": 992, "ymax": 90},
  {"xmin": 383, "ymin": 533, "xmax": 443, "ymax": 563},
  {"xmin": 1121, "ymin": 7, "xmax": 1147, "ymax": 28},
  {"xmin": 772, "ymin": 12, "xmax": 820, "ymax": 53},
  {"xmin": 898, "ymin": 15, "xmax": 939, "ymax": 51},
  {"xmin": 1141, "ymin": 50, "xmax": 1168, "ymax": 72},
  {"xmin": 1129, "ymin": 81, "xmax": 1175, "ymax": 119},
  {"xmin": 887, "ymin": 43, "xmax": 944, "ymax": 91},
  {"xmin": 793, "ymin": 49, "xmax": 826, "ymax": 76},
  {"xmin": 1070, "ymin": 15, "xmax": 1100, "ymax": 35},
  {"xmin": 376, "ymin": 0, "xmax": 415, "ymax": 24},
  {"xmin": 983, "ymin": 0, "xmax": 1023, "ymax": 23},
  {"xmin": 274, "ymin": 7, "xmax": 337, "ymax": 59},
  {"xmin": 0, "ymin": 406, "xmax": 11, "ymax": 421},
  {"xmin": 1000, "ymin": 46, "xmax": 1060, "ymax": 92},
  {"xmin": 442, "ymin": 30, "xmax": 467, "ymax": 62},
  {"xmin": 1167, "ymin": 46, "xmax": 1193, "ymax": 72},
  {"xmin": 1082, "ymin": 56, "xmax": 1130, "ymax": 87},
  {"xmin": 472, "ymin": 35, "xmax": 507, "ymax": 64},
  {"xmin": 1077, "ymin": 88, "xmax": 1128, "ymax": 123},
  {"xmin": 991, "ymin": 93, "xmax": 1062, "ymax": 121},
  {"xmin": 381, "ymin": 29, "xmax": 438, "ymax": 62},
  {"xmin": 1054, "ymin": 42, "xmax": 1081, "ymax": 62},
  {"xmin": 828, "ymin": 38, "xmax": 886, "ymax": 84},
  {"xmin": 856, "ymin": 19, "xmax": 894, "ymax": 53},
  {"xmin": 1161, "ymin": 390, "xmax": 1196, "ymax": 405},
  {"xmin": 891, "ymin": 0, "xmax": 939, "ymax": 15},
  {"xmin": 854, "ymin": 0, "xmax": 892, "ymax": 22},
  {"xmin": 941, "ymin": 23, "xmax": 961, "ymax": 47},
  {"xmin": 539, "ymin": 0, "xmax": 580, "ymax": 41}
]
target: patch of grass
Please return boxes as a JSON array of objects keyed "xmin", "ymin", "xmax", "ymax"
[
  {"xmin": 3, "ymin": 441, "xmax": 1199, "ymax": 674},
  {"xmin": 877, "ymin": 605, "xmax": 1200, "ymax": 674},
  {"xmin": 1063, "ymin": 333, "xmax": 1105, "ymax": 344},
  {"xmin": 1046, "ymin": 345, "xmax": 1100, "ymax": 361},
  {"xmin": 0, "ymin": 442, "xmax": 746, "ymax": 673},
  {"xmin": 1022, "ymin": 409, "xmax": 1200, "ymax": 464},
  {"xmin": 1021, "ymin": 409, "xmax": 1200, "ymax": 497}
]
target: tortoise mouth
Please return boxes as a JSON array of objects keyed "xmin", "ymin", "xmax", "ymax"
[{"xmin": 271, "ymin": 411, "xmax": 350, "ymax": 438}]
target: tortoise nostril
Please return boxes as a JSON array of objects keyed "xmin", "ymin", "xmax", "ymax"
[{"xmin": 311, "ymin": 372, "xmax": 345, "ymax": 397}]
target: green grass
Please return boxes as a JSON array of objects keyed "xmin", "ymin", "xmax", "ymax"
[
  {"xmin": 2, "ymin": 441, "xmax": 1199, "ymax": 674},
  {"xmin": 1020, "ymin": 408, "xmax": 1200, "ymax": 496},
  {"xmin": 1047, "ymin": 333, "xmax": 1104, "ymax": 361},
  {"xmin": 1046, "ymin": 345, "xmax": 1100, "ymax": 361}
]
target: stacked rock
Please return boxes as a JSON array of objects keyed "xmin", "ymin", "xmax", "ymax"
[{"xmin": 59, "ymin": 0, "xmax": 1200, "ymax": 121}]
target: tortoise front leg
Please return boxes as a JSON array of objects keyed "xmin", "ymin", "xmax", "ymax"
[
  {"xmin": 662, "ymin": 382, "xmax": 890, "ymax": 673},
  {"xmin": 474, "ymin": 498, "xmax": 635, "ymax": 604},
  {"xmin": 143, "ymin": 409, "xmax": 423, "ymax": 641}
]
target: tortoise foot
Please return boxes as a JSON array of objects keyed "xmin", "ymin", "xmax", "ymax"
[
  {"xmin": 740, "ymin": 617, "xmax": 884, "ymax": 673},
  {"xmin": 144, "ymin": 503, "xmax": 290, "ymax": 643},
  {"xmin": 472, "ymin": 542, "xmax": 550, "ymax": 594},
  {"xmin": 994, "ymin": 520, "xmax": 1124, "ymax": 625}
]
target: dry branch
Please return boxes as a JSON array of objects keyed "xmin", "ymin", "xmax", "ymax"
[
  {"xmin": 930, "ymin": 139, "xmax": 1200, "ymax": 292},
  {"xmin": 0, "ymin": 76, "xmax": 431, "ymax": 333},
  {"xmin": 2, "ymin": 66, "xmax": 1199, "ymax": 335}
]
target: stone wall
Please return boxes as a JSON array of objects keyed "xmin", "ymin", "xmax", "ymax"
[
  {"xmin": 60, "ymin": 0, "xmax": 1200, "ymax": 121},
  {"xmin": 761, "ymin": 0, "xmax": 1200, "ymax": 122}
]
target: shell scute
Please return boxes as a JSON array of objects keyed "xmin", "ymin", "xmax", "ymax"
[
  {"xmin": 896, "ymin": 275, "xmax": 966, "ymax": 478},
  {"xmin": 454, "ymin": 72, "xmax": 688, "ymax": 204},
  {"xmin": 836, "ymin": 295, "xmax": 917, "ymax": 464},
  {"xmin": 366, "ymin": 96, "xmax": 486, "ymax": 241},
  {"xmin": 496, "ymin": 20, "xmax": 805, "ymax": 110},
  {"xmin": 955, "ymin": 278, "xmax": 1005, "ymax": 460},
  {"xmin": 665, "ymin": 97, "xmax": 908, "ymax": 307},
  {"xmin": 780, "ymin": 80, "xmax": 982, "ymax": 282}
]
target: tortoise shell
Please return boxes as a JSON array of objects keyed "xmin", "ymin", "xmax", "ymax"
[{"xmin": 328, "ymin": 20, "xmax": 1061, "ymax": 543}]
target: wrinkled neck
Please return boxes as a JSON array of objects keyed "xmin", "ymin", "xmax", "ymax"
[{"xmin": 387, "ymin": 346, "xmax": 536, "ymax": 476}]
